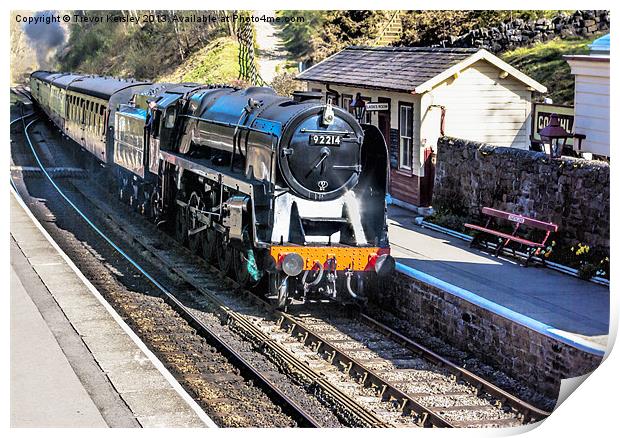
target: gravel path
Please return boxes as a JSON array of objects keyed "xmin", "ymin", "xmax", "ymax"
[{"xmin": 253, "ymin": 10, "xmax": 289, "ymax": 83}]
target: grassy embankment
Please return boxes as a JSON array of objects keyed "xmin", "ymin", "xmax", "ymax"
[
  {"xmin": 500, "ymin": 36, "xmax": 598, "ymax": 105},
  {"xmin": 157, "ymin": 37, "xmax": 240, "ymax": 84}
]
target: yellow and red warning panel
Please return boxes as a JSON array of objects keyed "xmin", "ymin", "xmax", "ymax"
[{"xmin": 270, "ymin": 246, "xmax": 390, "ymax": 272}]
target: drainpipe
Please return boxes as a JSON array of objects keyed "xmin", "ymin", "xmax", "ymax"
[
  {"xmin": 325, "ymin": 84, "xmax": 340, "ymax": 105},
  {"xmin": 429, "ymin": 104, "xmax": 446, "ymax": 137}
]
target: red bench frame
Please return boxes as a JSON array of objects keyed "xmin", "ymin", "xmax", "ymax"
[{"xmin": 465, "ymin": 207, "xmax": 558, "ymax": 266}]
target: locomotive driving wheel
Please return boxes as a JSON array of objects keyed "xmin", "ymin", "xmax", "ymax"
[
  {"xmin": 174, "ymin": 202, "xmax": 188, "ymax": 245},
  {"xmin": 201, "ymin": 228, "xmax": 218, "ymax": 264},
  {"xmin": 215, "ymin": 235, "xmax": 234, "ymax": 275},
  {"xmin": 187, "ymin": 192, "xmax": 203, "ymax": 254}
]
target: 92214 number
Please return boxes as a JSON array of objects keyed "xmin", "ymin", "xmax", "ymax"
[{"xmin": 309, "ymin": 134, "xmax": 342, "ymax": 146}]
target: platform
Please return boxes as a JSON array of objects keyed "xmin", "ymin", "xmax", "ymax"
[
  {"xmin": 10, "ymin": 191, "xmax": 214, "ymax": 428},
  {"xmin": 387, "ymin": 204, "xmax": 609, "ymax": 353}
]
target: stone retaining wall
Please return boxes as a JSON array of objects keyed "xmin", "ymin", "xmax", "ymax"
[
  {"xmin": 433, "ymin": 137, "xmax": 610, "ymax": 256},
  {"xmin": 370, "ymin": 272, "xmax": 604, "ymax": 399},
  {"xmin": 433, "ymin": 10, "xmax": 610, "ymax": 53}
]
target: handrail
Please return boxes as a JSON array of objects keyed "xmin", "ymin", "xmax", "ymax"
[{"xmin": 372, "ymin": 10, "xmax": 401, "ymax": 46}]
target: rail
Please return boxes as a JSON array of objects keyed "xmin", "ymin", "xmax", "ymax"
[
  {"xmin": 15, "ymin": 115, "xmax": 323, "ymax": 428},
  {"xmin": 17, "ymin": 102, "xmax": 552, "ymax": 428}
]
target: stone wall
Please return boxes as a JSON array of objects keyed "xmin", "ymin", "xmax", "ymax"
[
  {"xmin": 434, "ymin": 10, "xmax": 610, "ymax": 53},
  {"xmin": 433, "ymin": 137, "xmax": 610, "ymax": 255},
  {"xmin": 370, "ymin": 272, "xmax": 603, "ymax": 399}
]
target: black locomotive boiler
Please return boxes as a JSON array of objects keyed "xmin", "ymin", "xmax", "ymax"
[{"xmin": 29, "ymin": 71, "xmax": 394, "ymax": 306}]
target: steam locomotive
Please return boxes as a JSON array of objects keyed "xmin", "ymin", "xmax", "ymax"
[{"xmin": 29, "ymin": 71, "xmax": 394, "ymax": 306}]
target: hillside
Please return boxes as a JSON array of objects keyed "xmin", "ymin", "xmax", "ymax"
[
  {"xmin": 500, "ymin": 36, "xmax": 597, "ymax": 105},
  {"xmin": 11, "ymin": 9, "xmax": 605, "ymax": 103},
  {"xmin": 56, "ymin": 11, "xmax": 234, "ymax": 80},
  {"xmin": 157, "ymin": 37, "xmax": 241, "ymax": 84}
]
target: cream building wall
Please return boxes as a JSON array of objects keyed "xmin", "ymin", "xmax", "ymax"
[{"xmin": 307, "ymin": 58, "xmax": 534, "ymax": 178}]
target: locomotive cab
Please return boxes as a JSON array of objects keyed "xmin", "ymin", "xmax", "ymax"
[{"xmin": 148, "ymin": 92, "xmax": 183, "ymax": 150}]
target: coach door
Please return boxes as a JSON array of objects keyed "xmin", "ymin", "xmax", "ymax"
[{"xmin": 114, "ymin": 107, "xmax": 147, "ymax": 178}]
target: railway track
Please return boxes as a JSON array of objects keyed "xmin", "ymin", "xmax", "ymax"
[
  {"xmin": 10, "ymin": 111, "xmax": 329, "ymax": 428},
  {"xmin": 82, "ymin": 183, "xmax": 549, "ymax": 428},
  {"xmin": 14, "ymin": 106, "xmax": 551, "ymax": 428}
]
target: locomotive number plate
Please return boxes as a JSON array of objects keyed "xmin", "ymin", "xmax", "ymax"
[{"xmin": 309, "ymin": 134, "xmax": 342, "ymax": 146}]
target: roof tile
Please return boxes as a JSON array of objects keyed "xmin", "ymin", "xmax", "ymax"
[{"xmin": 297, "ymin": 46, "xmax": 478, "ymax": 92}]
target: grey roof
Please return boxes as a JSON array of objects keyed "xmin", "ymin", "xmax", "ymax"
[
  {"xmin": 31, "ymin": 71, "xmax": 151, "ymax": 99},
  {"xmin": 296, "ymin": 46, "xmax": 479, "ymax": 93},
  {"xmin": 67, "ymin": 76, "xmax": 151, "ymax": 100},
  {"xmin": 48, "ymin": 73, "xmax": 87, "ymax": 88}
]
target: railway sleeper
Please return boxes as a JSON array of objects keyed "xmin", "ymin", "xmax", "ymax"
[{"xmin": 68, "ymin": 171, "xmax": 545, "ymax": 428}]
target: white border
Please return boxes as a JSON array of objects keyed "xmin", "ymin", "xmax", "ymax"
[{"xmin": 6, "ymin": 3, "xmax": 616, "ymax": 437}]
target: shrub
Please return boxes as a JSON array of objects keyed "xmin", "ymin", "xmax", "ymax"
[
  {"xmin": 425, "ymin": 209, "xmax": 468, "ymax": 233},
  {"xmin": 270, "ymin": 72, "xmax": 299, "ymax": 97}
]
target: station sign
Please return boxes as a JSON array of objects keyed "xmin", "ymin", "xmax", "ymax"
[
  {"xmin": 365, "ymin": 102, "xmax": 389, "ymax": 112},
  {"xmin": 532, "ymin": 103, "xmax": 575, "ymax": 146}
]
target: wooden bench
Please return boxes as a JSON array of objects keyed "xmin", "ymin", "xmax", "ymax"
[{"xmin": 464, "ymin": 207, "xmax": 558, "ymax": 267}]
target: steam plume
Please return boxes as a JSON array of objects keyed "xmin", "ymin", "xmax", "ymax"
[{"xmin": 23, "ymin": 11, "xmax": 66, "ymax": 68}]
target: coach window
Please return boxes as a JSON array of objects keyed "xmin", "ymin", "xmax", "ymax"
[
  {"xmin": 99, "ymin": 105, "xmax": 106, "ymax": 135},
  {"xmin": 341, "ymin": 94, "xmax": 352, "ymax": 113},
  {"xmin": 98, "ymin": 104, "xmax": 103, "ymax": 134},
  {"xmin": 94, "ymin": 104, "xmax": 100, "ymax": 133},
  {"xmin": 398, "ymin": 102, "xmax": 413, "ymax": 171}
]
